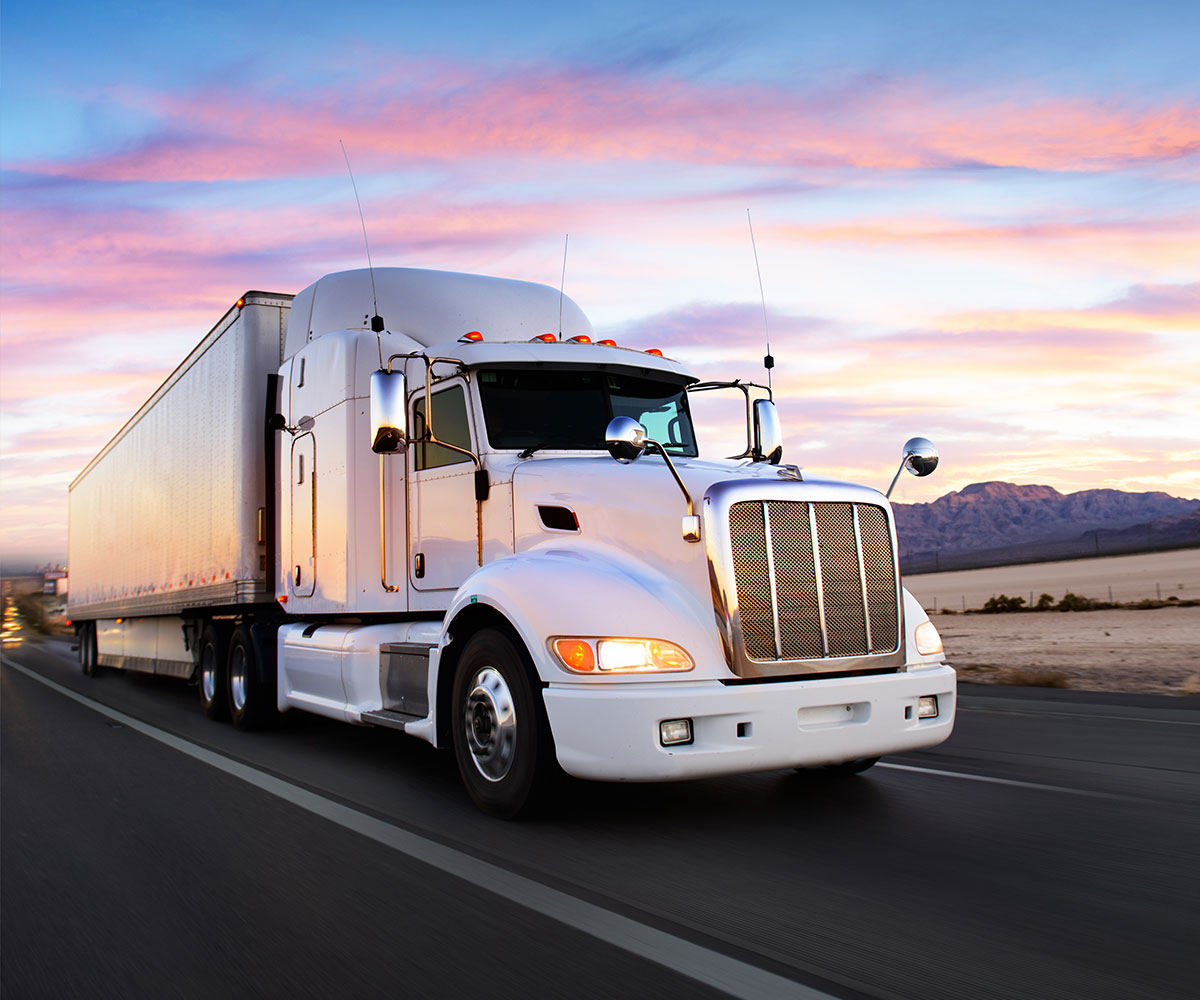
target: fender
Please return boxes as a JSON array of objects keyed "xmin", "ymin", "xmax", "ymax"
[{"xmin": 440, "ymin": 544, "xmax": 730, "ymax": 684}]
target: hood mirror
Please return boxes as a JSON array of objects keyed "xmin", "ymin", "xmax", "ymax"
[
  {"xmin": 751, "ymin": 399, "xmax": 783, "ymax": 464},
  {"xmin": 370, "ymin": 370, "xmax": 408, "ymax": 454},
  {"xmin": 605, "ymin": 416, "xmax": 647, "ymax": 464},
  {"xmin": 886, "ymin": 437, "xmax": 938, "ymax": 497}
]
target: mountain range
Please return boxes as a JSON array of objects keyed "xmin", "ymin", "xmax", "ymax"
[{"xmin": 891, "ymin": 482, "xmax": 1200, "ymax": 572}]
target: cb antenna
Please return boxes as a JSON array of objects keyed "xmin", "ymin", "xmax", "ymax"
[
  {"xmin": 747, "ymin": 209, "xmax": 773, "ymax": 392},
  {"xmin": 557, "ymin": 234, "xmax": 569, "ymax": 340},
  {"xmin": 340, "ymin": 140, "xmax": 385, "ymax": 367}
]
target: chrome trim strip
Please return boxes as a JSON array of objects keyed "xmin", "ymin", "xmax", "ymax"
[
  {"xmin": 761, "ymin": 502, "xmax": 783, "ymax": 659},
  {"xmin": 808, "ymin": 502, "xmax": 830, "ymax": 658},
  {"xmin": 853, "ymin": 504, "xmax": 873, "ymax": 652}
]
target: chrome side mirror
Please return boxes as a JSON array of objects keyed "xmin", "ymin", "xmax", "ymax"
[
  {"xmin": 605, "ymin": 416, "xmax": 647, "ymax": 464},
  {"xmin": 903, "ymin": 437, "xmax": 939, "ymax": 477},
  {"xmin": 885, "ymin": 437, "xmax": 939, "ymax": 497},
  {"xmin": 370, "ymin": 370, "xmax": 408, "ymax": 454},
  {"xmin": 752, "ymin": 399, "xmax": 783, "ymax": 465}
]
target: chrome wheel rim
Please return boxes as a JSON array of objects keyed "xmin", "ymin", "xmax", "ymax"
[
  {"xmin": 463, "ymin": 667, "xmax": 517, "ymax": 782},
  {"xmin": 229, "ymin": 645, "xmax": 248, "ymax": 712},
  {"xmin": 201, "ymin": 645, "xmax": 217, "ymax": 702}
]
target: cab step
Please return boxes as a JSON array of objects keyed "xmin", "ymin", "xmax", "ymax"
[{"xmin": 361, "ymin": 709, "xmax": 424, "ymax": 732}]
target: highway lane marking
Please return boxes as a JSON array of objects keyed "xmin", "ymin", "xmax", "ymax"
[
  {"xmin": 961, "ymin": 705, "xmax": 1200, "ymax": 727},
  {"xmin": 4, "ymin": 659, "xmax": 834, "ymax": 1000},
  {"xmin": 878, "ymin": 762, "xmax": 1136, "ymax": 800}
]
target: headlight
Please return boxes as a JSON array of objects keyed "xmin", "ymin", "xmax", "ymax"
[
  {"xmin": 914, "ymin": 620, "xmax": 944, "ymax": 657},
  {"xmin": 551, "ymin": 637, "xmax": 694, "ymax": 674}
]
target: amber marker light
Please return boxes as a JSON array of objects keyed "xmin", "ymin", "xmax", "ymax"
[
  {"xmin": 553, "ymin": 638, "xmax": 595, "ymax": 672},
  {"xmin": 459, "ymin": 331, "xmax": 484, "ymax": 343},
  {"xmin": 531, "ymin": 333, "xmax": 558, "ymax": 342},
  {"xmin": 235, "ymin": 296, "xmax": 246, "ymax": 310},
  {"xmin": 644, "ymin": 348, "xmax": 664, "ymax": 356},
  {"xmin": 568, "ymin": 334, "xmax": 592, "ymax": 343},
  {"xmin": 551, "ymin": 637, "xmax": 693, "ymax": 674},
  {"xmin": 596, "ymin": 339, "xmax": 617, "ymax": 347}
]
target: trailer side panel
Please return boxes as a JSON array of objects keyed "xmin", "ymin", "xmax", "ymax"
[{"xmin": 68, "ymin": 296, "xmax": 291, "ymax": 619}]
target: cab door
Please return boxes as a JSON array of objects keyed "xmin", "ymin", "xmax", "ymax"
[
  {"xmin": 408, "ymin": 380, "xmax": 479, "ymax": 591},
  {"xmin": 290, "ymin": 433, "xmax": 316, "ymax": 597}
]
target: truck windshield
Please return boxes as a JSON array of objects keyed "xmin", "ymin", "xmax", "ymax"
[{"xmin": 477, "ymin": 369, "xmax": 698, "ymax": 456}]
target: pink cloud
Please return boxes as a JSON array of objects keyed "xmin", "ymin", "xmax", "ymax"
[
  {"xmin": 766, "ymin": 215, "xmax": 1200, "ymax": 271},
  {"xmin": 942, "ymin": 282, "xmax": 1200, "ymax": 335},
  {"xmin": 11, "ymin": 69, "xmax": 1198, "ymax": 183}
]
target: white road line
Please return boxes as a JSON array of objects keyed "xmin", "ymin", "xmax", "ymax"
[
  {"xmin": 961, "ymin": 706, "xmax": 1200, "ymax": 727},
  {"xmin": 4, "ymin": 659, "xmax": 833, "ymax": 1000},
  {"xmin": 878, "ymin": 761, "xmax": 1133, "ymax": 800}
]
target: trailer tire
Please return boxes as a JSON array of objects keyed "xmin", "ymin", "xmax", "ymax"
[
  {"xmin": 79, "ymin": 623, "xmax": 100, "ymax": 677},
  {"xmin": 198, "ymin": 624, "xmax": 230, "ymax": 721},
  {"xmin": 451, "ymin": 628, "xmax": 553, "ymax": 819},
  {"xmin": 227, "ymin": 627, "xmax": 275, "ymax": 731}
]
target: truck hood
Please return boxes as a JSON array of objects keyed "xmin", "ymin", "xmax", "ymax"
[
  {"xmin": 510, "ymin": 454, "xmax": 891, "ymax": 596},
  {"xmin": 511, "ymin": 455, "xmax": 889, "ymax": 529}
]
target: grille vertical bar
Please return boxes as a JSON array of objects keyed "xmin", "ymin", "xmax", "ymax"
[
  {"xmin": 853, "ymin": 505, "xmax": 873, "ymax": 653},
  {"xmin": 761, "ymin": 503, "xmax": 784, "ymax": 659},
  {"xmin": 729, "ymin": 500, "xmax": 899, "ymax": 665}
]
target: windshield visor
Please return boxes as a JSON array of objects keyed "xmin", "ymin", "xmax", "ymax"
[{"xmin": 478, "ymin": 369, "xmax": 698, "ymax": 456}]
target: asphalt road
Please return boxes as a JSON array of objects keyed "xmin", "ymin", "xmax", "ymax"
[{"xmin": 3, "ymin": 634, "xmax": 1197, "ymax": 1000}]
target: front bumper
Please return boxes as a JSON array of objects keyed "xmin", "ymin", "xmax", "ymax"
[{"xmin": 543, "ymin": 664, "xmax": 955, "ymax": 781}]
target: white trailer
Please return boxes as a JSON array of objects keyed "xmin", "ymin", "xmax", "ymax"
[{"xmin": 69, "ymin": 267, "xmax": 955, "ymax": 816}]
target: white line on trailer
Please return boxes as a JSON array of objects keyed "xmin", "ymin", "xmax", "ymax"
[{"xmin": 4, "ymin": 659, "xmax": 834, "ymax": 1000}]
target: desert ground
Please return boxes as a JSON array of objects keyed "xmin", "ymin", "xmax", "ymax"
[
  {"xmin": 936, "ymin": 605, "xmax": 1200, "ymax": 695},
  {"xmin": 904, "ymin": 547, "xmax": 1199, "ymax": 611}
]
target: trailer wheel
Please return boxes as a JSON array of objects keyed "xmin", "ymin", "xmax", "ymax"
[
  {"xmin": 79, "ymin": 623, "xmax": 100, "ymax": 677},
  {"xmin": 198, "ymin": 625, "xmax": 230, "ymax": 721},
  {"xmin": 227, "ymin": 627, "xmax": 275, "ymax": 731},
  {"xmin": 451, "ymin": 628, "xmax": 553, "ymax": 819}
]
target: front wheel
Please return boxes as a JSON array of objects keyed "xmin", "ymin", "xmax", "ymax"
[
  {"xmin": 227, "ymin": 627, "xmax": 275, "ymax": 731},
  {"xmin": 806, "ymin": 757, "xmax": 879, "ymax": 776},
  {"xmin": 451, "ymin": 629, "xmax": 554, "ymax": 819}
]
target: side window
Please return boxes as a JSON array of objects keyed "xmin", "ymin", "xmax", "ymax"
[{"xmin": 413, "ymin": 384, "xmax": 473, "ymax": 471}]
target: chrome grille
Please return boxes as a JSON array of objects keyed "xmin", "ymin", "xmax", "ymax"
[{"xmin": 729, "ymin": 500, "xmax": 899, "ymax": 663}]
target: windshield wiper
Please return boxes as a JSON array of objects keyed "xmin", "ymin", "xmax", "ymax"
[{"xmin": 518, "ymin": 443, "xmax": 550, "ymax": 459}]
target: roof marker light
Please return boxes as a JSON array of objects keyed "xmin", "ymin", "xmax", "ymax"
[
  {"xmin": 597, "ymin": 339, "xmax": 617, "ymax": 347},
  {"xmin": 568, "ymin": 335, "xmax": 592, "ymax": 344},
  {"xmin": 235, "ymin": 297, "xmax": 246, "ymax": 310},
  {"xmin": 644, "ymin": 348, "xmax": 664, "ymax": 356},
  {"xmin": 459, "ymin": 331, "xmax": 484, "ymax": 343},
  {"xmin": 531, "ymin": 333, "xmax": 558, "ymax": 342}
]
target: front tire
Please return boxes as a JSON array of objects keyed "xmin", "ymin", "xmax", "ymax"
[
  {"xmin": 451, "ymin": 629, "xmax": 554, "ymax": 819},
  {"xmin": 227, "ymin": 627, "xmax": 275, "ymax": 731},
  {"xmin": 816, "ymin": 757, "xmax": 879, "ymax": 776}
]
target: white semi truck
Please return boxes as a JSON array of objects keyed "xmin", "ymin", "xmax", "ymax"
[{"xmin": 68, "ymin": 267, "xmax": 955, "ymax": 816}]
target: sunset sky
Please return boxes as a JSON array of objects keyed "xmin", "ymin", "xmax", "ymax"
[{"xmin": 2, "ymin": 0, "xmax": 1198, "ymax": 566}]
